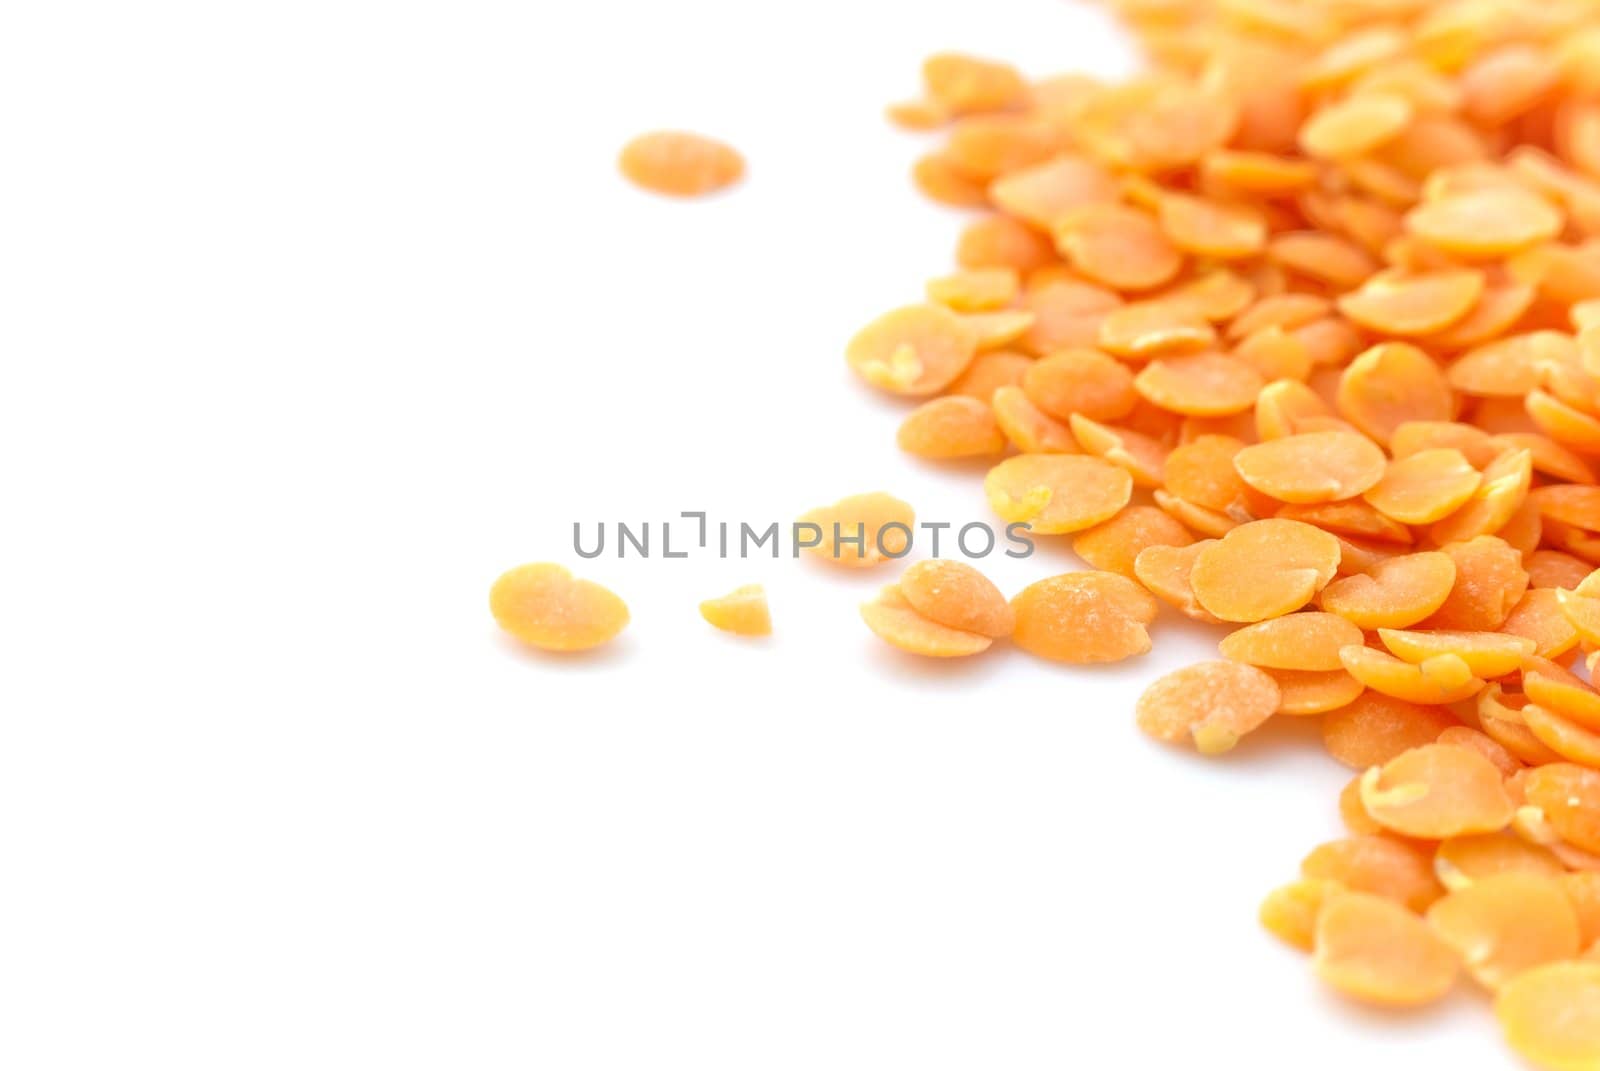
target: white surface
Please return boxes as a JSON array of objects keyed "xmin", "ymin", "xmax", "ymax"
[{"xmin": 0, "ymin": 1, "xmax": 1508, "ymax": 1067}]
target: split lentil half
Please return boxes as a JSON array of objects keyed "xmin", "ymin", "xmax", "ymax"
[{"xmin": 847, "ymin": 6, "xmax": 1600, "ymax": 1065}]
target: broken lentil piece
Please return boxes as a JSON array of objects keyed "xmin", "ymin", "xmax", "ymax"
[{"xmin": 699, "ymin": 584, "xmax": 772, "ymax": 637}]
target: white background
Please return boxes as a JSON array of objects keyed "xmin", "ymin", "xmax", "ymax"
[{"xmin": 0, "ymin": 1, "xmax": 1509, "ymax": 1067}]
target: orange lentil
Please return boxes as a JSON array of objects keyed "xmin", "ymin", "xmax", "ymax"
[
  {"xmin": 1302, "ymin": 836, "xmax": 1444, "ymax": 915},
  {"xmin": 1280, "ymin": 500, "xmax": 1412, "ymax": 546},
  {"xmin": 1376, "ymin": 628, "xmax": 1535, "ymax": 679},
  {"xmin": 1563, "ymin": 588, "xmax": 1600, "ymax": 647},
  {"xmin": 860, "ymin": 584, "xmax": 992, "ymax": 658},
  {"xmin": 1434, "ymin": 833, "xmax": 1564, "ymax": 892},
  {"xmin": 1424, "ymin": 536, "xmax": 1530, "ymax": 632},
  {"xmin": 1068, "ymin": 413, "xmax": 1169, "ymax": 488},
  {"xmin": 1220, "ymin": 612, "xmax": 1364, "ymax": 672},
  {"xmin": 1359, "ymin": 743, "xmax": 1515, "ymax": 839},
  {"xmin": 1523, "ymin": 704, "xmax": 1600, "ymax": 768},
  {"xmin": 1097, "ymin": 299, "xmax": 1217, "ymax": 360},
  {"xmin": 618, "ymin": 131, "xmax": 744, "ymax": 197},
  {"xmin": 699, "ymin": 584, "xmax": 771, "ymax": 637},
  {"xmin": 847, "ymin": 304, "xmax": 978, "ymax": 397},
  {"xmin": 1165, "ymin": 269, "xmax": 1257, "ymax": 323},
  {"xmin": 1447, "ymin": 331, "xmax": 1576, "ymax": 397},
  {"xmin": 1322, "ymin": 692, "xmax": 1460, "ymax": 770},
  {"xmin": 921, "ymin": 53, "xmax": 1029, "ymax": 116},
  {"xmin": 1157, "ymin": 192, "xmax": 1268, "ymax": 259},
  {"xmin": 1313, "ymin": 891, "xmax": 1459, "ymax": 1007},
  {"xmin": 959, "ymin": 308, "xmax": 1035, "ymax": 351},
  {"xmin": 1565, "ymin": 872, "xmax": 1600, "ymax": 948},
  {"xmin": 1364, "ymin": 448, "xmax": 1482, "ymax": 525},
  {"xmin": 1021, "ymin": 348, "xmax": 1137, "ymax": 422},
  {"xmin": 1319, "ymin": 550, "xmax": 1458, "ymax": 629},
  {"xmin": 1390, "ymin": 420, "xmax": 1500, "ymax": 467},
  {"xmin": 1426, "ymin": 874, "xmax": 1580, "ymax": 990},
  {"xmin": 1254, "ymin": 379, "xmax": 1344, "ymax": 441},
  {"xmin": 896, "ymin": 396, "xmax": 1006, "ymax": 459},
  {"xmin": 944, "ymin": 351, "xmax": 1032, "ymax": 402},
  {"xmin": 1260, "ymin": 878, "xmax": 1346, "ymax": 952},
  {"xmin": 1056, "ymin": 204, "xmax": 1183, "ymax": 292},
  {"xmin": 1153, "ymin": 491, "xmax": 1239, "ymax": 540},
  {"xmin": 1201, "ymin": 150, "xmax": 1318, "ymax": 195},
  {"xmin": 1190, "ymin": 519, "xmax": 1341, "ymax": 623},
  {"xmin": 1268, "ymin": 231, "xmax": 1381, "ymax": 290},
  {"xmin": 1272, "ymin": 668, "xmax": 1367, "ymax": 715},
  {"xmin": 990, "ymin": 385, "xmax": 1079, "ymax": 454},
  {"xmin": 989, "ymin": 156, "xmax": 1120, "ymax": 232},
  {"xmin": 796, "ymin": 492, "xmax": 915, "ymax": 569},
  {"xmin": 1071, "ymin": 505, "xmax": 1192, "ymax": 580},
  {"xmin": 1162, "ymin": 434, "xmax": 1267, "ymax": 517},
  {"xmin": 1431, "ymin": 279, "xmax": 1540, "ymax": 350},
  {"xmin": 1337, "ymin": 269, "xmax": 1486, "ymax": 337},
  {"xmin": 1497, "ymin": 432, "xmax": 1596, "ymax": 486},
  {"xmin": 1233, "ymin": 430, "xmax": 1386, "ymax": 505},
  {"xmin": 1232, "ymin": 324, "xmax": 1314, "ymax": 381},
  {"xmin": 912, "ymin": 153, "xmax": 991, "ymax": 208},
  {"xmin": 1497, "ymin": 962, "xmax": 1600, "ymax": 1071},
  {"xmin": 1525, "ymin": 765, "xmax": 1600, "ymax": 855},
  {"xmin": 1134, "ymin": 540, "xmax": 1222, "ymax": 623},
  {"xmin": 956, "ymin": 214, "xmax": 1058, "ymax": 275},
  {"xmin": 1339, "ymin": 644, "xmax": 1485, "ymax": 706},
  {"xmin": 1429, "ymin": 447, "xmax": 1533, "ymax": 547},
  {"xmin": 1437, "ymin": 726, "xmax": 1521, "ymax": 779},
  {"xmin": 1020, "ymin": 279, "xmax": 1123, "ymax": 354},
  {"xmin": 1136, "ymin": 660, "xmax": 1280, "ymax": 755},
  {"xmin": 1528, "ymin": 550, "xmax": 1595, "ymax": 590},
  {"xmin": 1300, "ymin": 94, "xmax": 1415, "ymax": 160},
  {"xmin": 925, "ymin": 268, "xmax": 1020, "ymax": 312},
  {"xmin": 899, "ymin": 559, "xmax": 1014, "ymax": 639},
  {"xmin": 1336, "ymin": 342, "xmax": 1454, "ymax": 447},
  {"xmin": 984, "ymin": 453, "xmax": 1132, "ymax": 533},
  {"xmin": 1010, "ymin": 570, "xmax": 1158, "ymax": 664},
  {"xmin": 1406, "ymin": 187, "xmax": 1566, "ymax": 259},
  {"xmin": 1133, "ymin": 352, "xmax": 1264, "ymax": 417},
  {"xmin": 1524, "ymin": 671, "xmax": 1600, "ymax": 733},
  {"xmin": 945, "ymin": 114, "xmax": 1060, "ymax": 182},
  {"xmin": 1340, "ymin": 775, "xmax": 1383, "ymax": 835},
  {"xmin": 489, "ymin": 563, "xmax": 629, "ymax": 653},
  {"xmin": 885, "ymin": 98, "xmax": 949, "ymax": 132}
]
